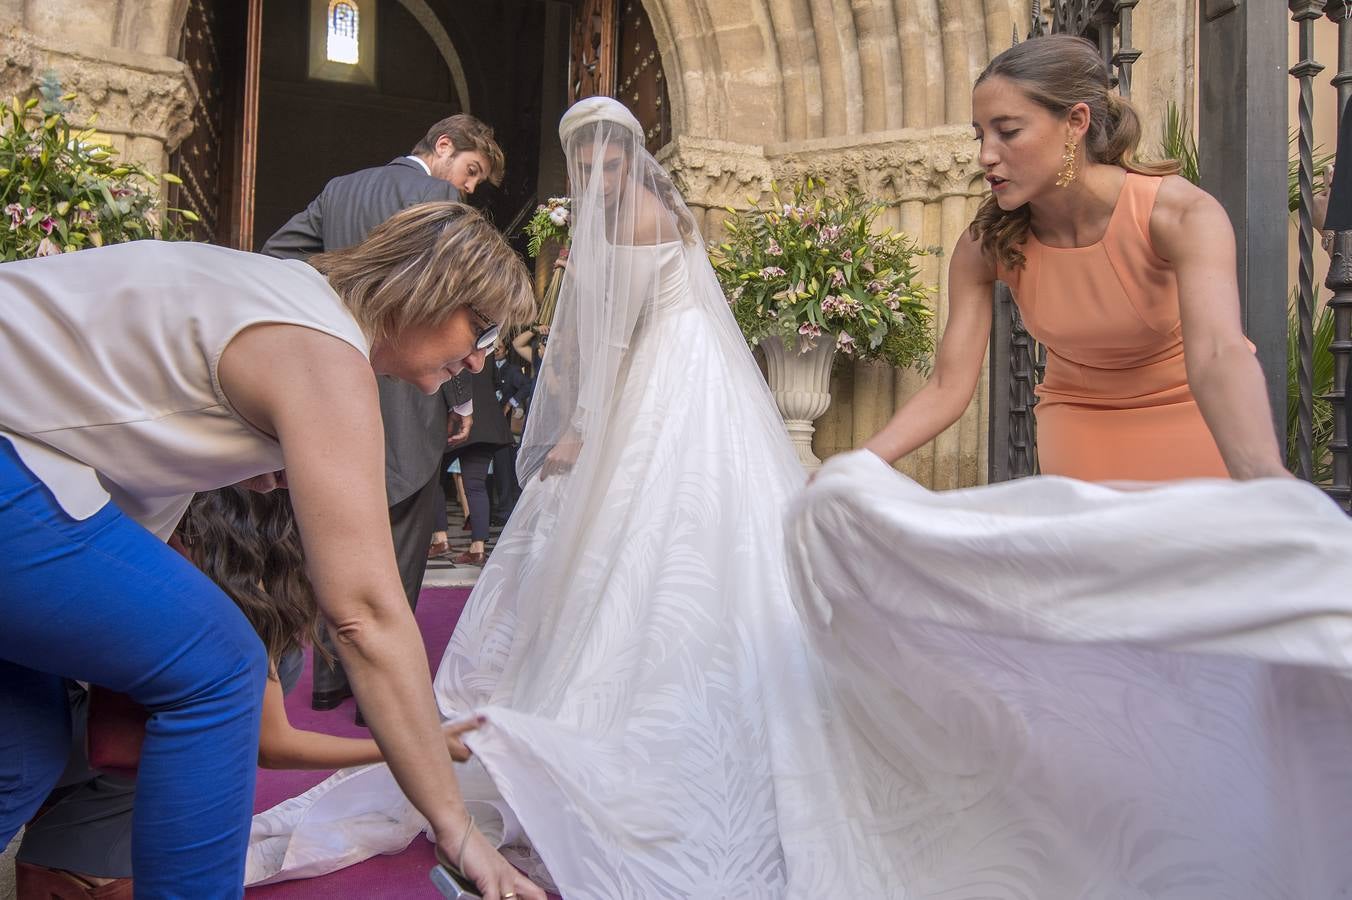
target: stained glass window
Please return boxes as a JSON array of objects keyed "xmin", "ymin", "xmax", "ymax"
[{"xmin": 326, "ymin": 0, "xmax": 359, "ymax": 65}]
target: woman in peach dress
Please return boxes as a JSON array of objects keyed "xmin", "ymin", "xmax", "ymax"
[
  {"xmin": 861, "ymin": 35, "xmax": 1286, "ymax": 482},
  {"xmin": 781, "ymin": 34, "xmax": 1352, "ymax": 900}
]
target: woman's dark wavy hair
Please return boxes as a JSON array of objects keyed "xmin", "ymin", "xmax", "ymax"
[
  {"xmin": 175, "ymin": 487, "xmax": 321, "ymax": 668},
  {"xmin": 969, "ymin": 34, "xmax": 1179, "ymax": 270}
]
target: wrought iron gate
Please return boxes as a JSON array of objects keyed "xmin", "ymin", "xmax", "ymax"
[{"xmin": 1290, "ymin": 0, "xmax": 1351, "ymax": 510}]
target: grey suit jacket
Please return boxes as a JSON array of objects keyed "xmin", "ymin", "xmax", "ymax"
[{"xmin": 262, "ymin": 157, "xmax": 472, "ymax": 506}]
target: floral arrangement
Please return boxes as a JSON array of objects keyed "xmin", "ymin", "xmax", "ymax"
[
  {"xmin": 709, "ymin": 176, "xmax": 934, "ymax": 369},
  {"xmin": 0, "ymin": 81, "xmax": 196, "ymax": 262},
  {"xmin": 524, "ymin": 197, "xmax": 572, "ymax": 257}
]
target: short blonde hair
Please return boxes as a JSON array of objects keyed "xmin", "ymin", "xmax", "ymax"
[{"xmin": 310, "ymin": 202, "xmax": 535, "ymax": 344}]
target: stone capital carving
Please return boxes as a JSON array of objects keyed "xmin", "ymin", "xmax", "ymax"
[
  {"xmin": 0, "ymin": 26, "xmax": 195, "ymax": 158},
  {"xmin": 660, "ymin": 126, "xmax": 986, "ymax": 212},
  {"xmin": 765, "ymin": 125, "xmax": 985, "ymax": 205},
  {"xmin": 658, "ymin": 135, "xmax": 775, "ymax": 211}
]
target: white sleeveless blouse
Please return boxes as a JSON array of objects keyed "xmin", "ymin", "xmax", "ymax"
[{"xmin": 0, "ymin": 240, "xmax": 370, "ymax": 538}]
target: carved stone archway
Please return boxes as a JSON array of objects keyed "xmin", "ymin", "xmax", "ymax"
[{"xmin": 625, "ymin": 0, "xmax": 1188, "ymax": 488}]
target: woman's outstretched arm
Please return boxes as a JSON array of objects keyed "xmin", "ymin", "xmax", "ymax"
[
  {"xmin": 255, "ymin": 673, "xmax": 479, "ymax": 770},
  {"xmin": 218, "ymin": 323, "xmax": 545, "ymax": 900},
  {"xmin": 1151, "ymin": 176, "xmax": 1289, "ymax": 480},
  {"xmin": 862, "ymin": 230, "xmax": 995, "ymax": 466}
]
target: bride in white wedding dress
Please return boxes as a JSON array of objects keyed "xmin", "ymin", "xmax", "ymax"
[
  {"xmin": 248, "ymin": 97, "xmax": 891, "ymax": 897},
  {"xmin": 248, "ymin": 96, "xmax": 1352, "ymax": 900}
]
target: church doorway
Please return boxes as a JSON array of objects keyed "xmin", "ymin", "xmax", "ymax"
[{"xmin": 169, "ymin": 0, "xmax": 671, "ymax": 254}]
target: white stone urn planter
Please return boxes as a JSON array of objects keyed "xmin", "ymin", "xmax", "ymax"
[{"xmin": 760, "ymin": 335, "xmax": 836, "ymax": 472}]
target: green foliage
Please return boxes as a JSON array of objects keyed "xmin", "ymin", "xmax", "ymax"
[
  {"xmin": 1158, "ymin": 101, "xmax": 1199, "ymax": 185},
  {"xmin": 708, "ymin": 176, "xmax": 935, "ymax": 370},
  {"xmin": 1286, "ymin": 295, "xmax": 1337, "ymax": 483},
  {"xmin": 0, "ymin": 86, "xmax": 194, "ymax": 261},
  {"xmin": 1158, "ymin": 101, "xmax": 1335, "ymax": 212}
]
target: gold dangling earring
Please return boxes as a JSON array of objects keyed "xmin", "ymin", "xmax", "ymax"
[{"xmin": 1055, "ymin": 130, "xmax": 1078, "ymax": 188}]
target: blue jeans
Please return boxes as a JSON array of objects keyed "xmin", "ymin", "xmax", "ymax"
[{"xmin": 0, "ymin": 440, "xmax": 267, "ymax": 898}]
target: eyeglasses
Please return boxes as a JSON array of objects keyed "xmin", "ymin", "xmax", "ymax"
[{"xmin": 466, "ymin": 304, "xmax": 500, "ymax": 351}]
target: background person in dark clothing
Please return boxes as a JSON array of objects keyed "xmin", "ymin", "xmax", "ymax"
[{"xmin": 441, "ymin": 364, "xmax": 513, "ymax": 566}]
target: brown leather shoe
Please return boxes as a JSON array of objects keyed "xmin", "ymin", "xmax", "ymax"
[
  {"xmin": 451, "ymin": 550, "xmax": 487, "ymax": 567},
  {"xmin": 16, "ymin": 862, "xmax": 132, "ymax": 900}
]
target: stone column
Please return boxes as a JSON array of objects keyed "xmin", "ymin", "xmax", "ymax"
[{"xmin": 1, "ymin": 1, "xmax": 195, "ymax": 177}]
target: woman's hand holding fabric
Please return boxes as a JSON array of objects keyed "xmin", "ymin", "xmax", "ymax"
[{"xmin": 442, "ymin": 716, "xmax": 483, "ymax": 763}]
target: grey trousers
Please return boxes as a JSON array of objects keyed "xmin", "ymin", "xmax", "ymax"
[{"xmin": 311, "ymin": 472, "xmax": 443, "ymax": 698}]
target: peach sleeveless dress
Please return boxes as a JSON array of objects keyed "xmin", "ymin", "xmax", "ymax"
[{"xmin": 998, "ymin": 173, "xmax": 1230, "ymax": 481}]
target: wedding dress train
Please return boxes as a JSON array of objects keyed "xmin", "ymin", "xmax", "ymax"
[{"xmin": 784, "ymin": 449, "xmax": 1352, "ymax": 899}]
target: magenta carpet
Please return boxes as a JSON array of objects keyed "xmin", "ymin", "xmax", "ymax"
[{"xmin": 245, "ymin": 587, "xmax": 474, "ymax": 899}]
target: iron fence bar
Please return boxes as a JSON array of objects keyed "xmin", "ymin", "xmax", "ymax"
[
  {"xmin": 1291, "ymin": 0, "xmax": 1327, "ymax": 482},
  {"xmin": 1325, "ymin": 236, "xmax": 1352, "ymax": 508},
  {"xmin": 1325, "ymin": 1, "xmax": 1352, "ymax": 509},
  {"xmin": 989, "ymin": 283, "xmax": 1014, "ymax": 483},
  {"xmin": 1009, "ymin": 302, "xmax": 1041, "ymax": 478},
  {"xmin": 990, "ymin": 7, "xmax": 1049, "ymax": 482},
  {"xmin": 1113, "ymin": 1, "xmax": 1141, "ymax": 99},
  {"xmin": 1031, "ymin": 0, "xmax": 1049, "ymax": 38}
]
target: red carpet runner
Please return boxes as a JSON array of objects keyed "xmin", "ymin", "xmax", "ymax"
[{"xmin": 246, "ymin": 587, "xmax": 555, "ymax": 899}]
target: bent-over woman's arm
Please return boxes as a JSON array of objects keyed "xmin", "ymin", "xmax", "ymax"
[{"xmin": 217, "ymin": 324, "xmax": 475, "ymax": 845}]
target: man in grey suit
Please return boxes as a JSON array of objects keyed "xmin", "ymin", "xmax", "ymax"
[{"xmin": 262, "ymin": 114, "xmax": 505, "ymax": 716}]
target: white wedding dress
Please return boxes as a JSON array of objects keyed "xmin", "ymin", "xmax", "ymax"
[
  {"xmin": 247, "ymin": 98, "xmax": 1352, "ymax": 898},
  {"xmin": 248, "ymin": 236, "xmax": 890, "ymax": 896}
]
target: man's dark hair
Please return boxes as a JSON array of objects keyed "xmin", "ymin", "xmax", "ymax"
[{"xmin": 412, "ymin": 114, "xmax": 505, "ymax": 187}]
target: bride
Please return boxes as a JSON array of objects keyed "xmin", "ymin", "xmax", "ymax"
[
  {"xmin": 250, "ymin": 96, "xmax": 1352, "ymax": 899},
  {"xmin": 248, "ymin": 96, "xmax": 891, "ymax": 896}
]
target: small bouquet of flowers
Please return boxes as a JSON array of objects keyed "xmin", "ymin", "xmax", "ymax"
[
  {"xmin": 709, "ymin": 176, "xmax": 934, "ymax": 370},
  {"xmin": 525, "ymin": 197, "xmax": 572, "ymax": 256},
  {"xmin": 523, "ymin": 197, "xmax": 572, "ymax": 326}
]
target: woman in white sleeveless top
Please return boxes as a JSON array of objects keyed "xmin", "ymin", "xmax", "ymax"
[{"xmin": 0, "ymin": 202, "xmax": 543, "ymax": 900}]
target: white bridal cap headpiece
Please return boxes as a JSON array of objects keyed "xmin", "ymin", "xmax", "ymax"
[{"xmin": 559, "ymin": 96, "xmax": 644, "ymax": 144}]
